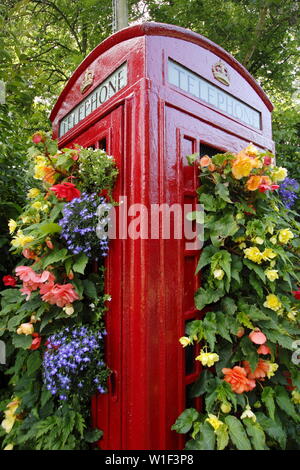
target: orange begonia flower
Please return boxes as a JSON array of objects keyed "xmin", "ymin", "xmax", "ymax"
[
  {"xmin": 260, "ymin": 176, "xmax": 272, "ymax": 186},
  {"xmin": 246, "ymin": 175, "xmax": 263, "ymax": 191},
  {"xmin": 243, "ymin": 359, "xmax": 269, "ymax": 380},
  {"xmin": 222, "ymin": 366, "xmax": 256, "ymax": 393},
  {"xmin": 43, "ymin": 167, "xmax": 56, "ymax": 184},
  {"xmin": 199, "ymin": 155, "xmax": 212, "ymax": 168}
]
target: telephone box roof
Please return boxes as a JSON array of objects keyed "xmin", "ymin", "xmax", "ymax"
[{"xmin": 50, "ymin": 21, "xmax": 273, "ymax": 122}]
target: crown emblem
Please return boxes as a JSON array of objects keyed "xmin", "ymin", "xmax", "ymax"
[
  {"xmin": 212, "ymin": 60, "xmax": 230, "ymax": 86},
  {"xmin": 80, "ymin": 69, "xmax": 94, "ymax": 94}
]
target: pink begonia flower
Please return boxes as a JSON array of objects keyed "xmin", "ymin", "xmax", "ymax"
[
  {"xmin": 40, "ymin": 283, "xmax": 79, "ymax": 307},
  {"xmin": 257, "ymin": 344, "xmax": 271, "ymax": 355},
  {"xmin": 16, "ymin": 267, "xmax": 56, "ymax": 300},
  {"xmin": 22, "ymin": 249, "xmax": 37, "ymax": 260},
  {"xmin": 20, "ymin": 282, "xmax": 38, "ymax": 301},
  {"xmin": 38, "ymin": 271, "xmax": 55, "ymax": 283},
  {"xmin": 249, "ymin": 329, "xmax": 267, "ymax": 345},
  {"xmin": 15, "ymin": 266, "xmax": 40, "ymax": 283}
]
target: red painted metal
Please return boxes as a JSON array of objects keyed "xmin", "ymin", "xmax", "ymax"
[{"xmin": 51, "ymin": 22, "xmax": 274, "ymax": 450}]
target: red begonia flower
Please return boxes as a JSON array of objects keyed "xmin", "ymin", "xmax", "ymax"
[
  {"xmin": 50, "ymin": 182, "xmax": 81, "ymax": 202},
  {"xmin": 2, "ymin": 275, "xmax": 17, "ymax": 287}
]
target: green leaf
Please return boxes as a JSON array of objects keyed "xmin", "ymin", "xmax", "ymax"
[
  {"xmin": 220, "ymin": 297, "xmax": 237, "ymax": 315},
  {"xmin": 225, "ymin": 415, "xmax": 252, "ymax": 450},
  {"xmin": 215, "ymin": 342, "xmax": 233, "ymax": 377},
  {"xmin": 200, "ymin": 194, "xmax": 217, "ymax": 212},
  {"xmin": 12, "ymin": 333, "xmax": 32, "ymax": 349},
  {"xmin": 72, "ymin": 253, "xmax": 89, "ymax": 275},
  {"xmin": 185, "ymin": 422, "xmax": 216, "ymax": 450},
  {"xmin": 248, "ymin": 305, "xmax": 269, "ymax": 321},
  {"xmin": 215, "ymin": 312, "xmax": 232, "ymax": 342},
  {"xmin": 186, "ymin": 211, "xmax": 204, "ymax": 224},
  {"xmin": 203, "ymin": 312, "xmax": 217, "ymax": 350},
  {"xmin": 240, "ymin": 337, "xmax": 259, "ymax": 372},
  {"xmin": 190, "ymin": 370, "xmax": 214, "ymax": 397},
  {"xmin": 196, "ymin": 245, "xmax": 218, "ymax": 273},
  {"xmin": 243, "ymin": 259, "xmax": 265, "ymax": 282},
  {"xmin": 215, "ymin": 423, "xmax": 229, "ymax": 450},
  {"xmin": 210, "ymin": 213, "xmax": 239, "ymax": 239},
  {"xmin": 231, "ymin": 255, "xmax": 243, "ymax": 284},
  {"xmin": 256, "ymin": 412, "xmax": 286, "ymax": 449},
  {"xmin": 65, "ymin": 258, "xmax": 73, "ymax": 275},
  {"xmin": 171, "ymin": 408, "xmax": 200, "ymax": 434},
  {"xmin": 205, "ymin": 389, "xmax": 218, "ymax": 412},
  {"xmin": 186, "ymin": 152, "xmax": 199, "ymax": 165},
  {"xmin": 82, "ymin": 280, "xmax": 98, "ymax": 299},
  {"xmin": 244, "ymin": 419, "xmax": 267, "ymax": 450},
  {"xmin": 27, "ymin": 351, "xmax": 42, "ymax": 375},
  {"xmin": 195, "ymin": 287, "xmax": 224, "ymax": 310},
  {"xmin": 261, "ymin": 387, "xmax": 275, "ymax": 420},
  {"xmin": 249, "ymin": 271, "xmax": 263, "ymax": 298},
  {"xmin": 84, "ymin": 428, "xmax": 103, "ymax": 443},
  {"xmin": 42, "ymin": 248, "xmax": 68, "ymax": 268},
  {"xmin": 215, "ymin": 183, "xmax": 232, "ymax": 203},
  {"xmin": 38, "ymin": 222, "xmax": 62, "ymax": 235},
  {"xmin": 275, "ymin": 386, "xmax": 299, "ymax": 422}
]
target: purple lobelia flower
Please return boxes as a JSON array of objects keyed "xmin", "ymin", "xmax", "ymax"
[
  {"xmin": 279, "ymin": 177, "xmax": 299, "ymax": 209},
  {"xmin": 43, "ymin": 326, "xmax": 109, "ymax": 401},
  {"xmin": 59, "ymin": 193, "xmax": 111, "ymax": 258}
]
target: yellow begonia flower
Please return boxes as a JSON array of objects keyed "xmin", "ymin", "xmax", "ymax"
[
  {"xmin": 287, "ymin": 310, "xmax": 297, "ymax": 322},
  {"xmin": 270, "ymin": 236, "xmax": 277, "ymax": 245},
  {"xmin": 244, "ymin": 143, "xmax": 259, "ymax": 157},
  {"xmin": 1, "ymin": 399, "xmax": 20, "ymax": 434},
  {"xmin": 8, "ymin": 219, "xmax": 17, "ymax": 234},
  {"xmin": 3, "ymin": 444, "xmax": 14, "ymax": 450},
  {"xmin": 261, "ymin": 248, "xmax": 277, "ymax": 261},
  {"xmin": 272, "ymin": 167, "xmax": 288, "ymax": 182},
  {"xmin": 252, "ymin": 237, "xmax": 264, "ymax": 245},
  {"xmin": 241, "ymin": 406, "xmax": 256, "ymax": 422},
  {"xmin": 278, "ymin": 229, "xmax": 293, "ymax": 244},
  {"xmin": 27, "ymin": 188, "xmax": 40, "ymax": 199},
  {"xmin": 196, "ymin": 350, "xmax": 219, "ymax": 367},
  {"xmin": 34, "ymin": 155, "xmax": 47, "ymax": 164},
  {"xmin": 21, "ymin": 215, "xmax": 31, "ymax": 224},
  {"xmin": 239, "ymin": 242, "xmax": 246, "ymax": 249},
  {"xmin": 265, "ymin": 269, "xmax": 279, "ymax": 282},
  {"xmin": 34, "ymin": 163, "xmax": 47, "ymax": 180},
  {"xmin": 179, "ymin": 336, "xmax": 191, "ymax": 348},
  {"xmin": 266, "ymin": 362, "xmax": 279, "ymax": 379},
  {"xmin": 263, "ymin": 294, "xmax": 282, "ymax": 312},
  {"xmin": 213, "ymin": 269, "xmax": 225, "ymax": 280},
  {"xmin": 232, "ymin": 155, "xmax": 254, "ymax": 179},
  {"xmin": 234, "ymin": 237, "xmax": 245, "ymax": 243},
  {"xmin": 205, "ymin": 414, "xmax": 223, "ymax": 431},
  {"xmin": 16, "ymin": 323, "xmax": 34, "ymax": 335},
  {"xmin": 63, "ymin": 304, "xmax": 74, "ymax": 316},
  {"xmin": 11, "ymin": 231, "xmax": 34, "ymax": 249},
  {"xmin": 244, "ymin": 246, "xmax": 263, "ymax": 264},
  {"xmin": 32, "ymin": 201, "xmax": 42, "ymax": 210},
  {"xmin": 291, "ymin": 390, "xmax": 300, "ymax": 405}
]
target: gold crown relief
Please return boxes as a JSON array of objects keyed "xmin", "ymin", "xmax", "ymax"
[
  {"xmin": 80, "ymin": 69, "xmax": 94, "ymax": 94},
  {"xmin": 212, "ymin": 60, "xmax": 230, "ymax": 86}
]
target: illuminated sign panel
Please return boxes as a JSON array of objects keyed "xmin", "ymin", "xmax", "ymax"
[
  {"xmin": 59, "ymin": 63, "xmax": 127, "ymax": 137},
  {"xmin": 168, "ymin": 59, "xmax": 261, "ymax": 130}
]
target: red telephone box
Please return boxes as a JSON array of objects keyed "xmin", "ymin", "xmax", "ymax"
[{"xmin": 50, "ymin": 22, "xmax": 274, "ymax": 450}]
